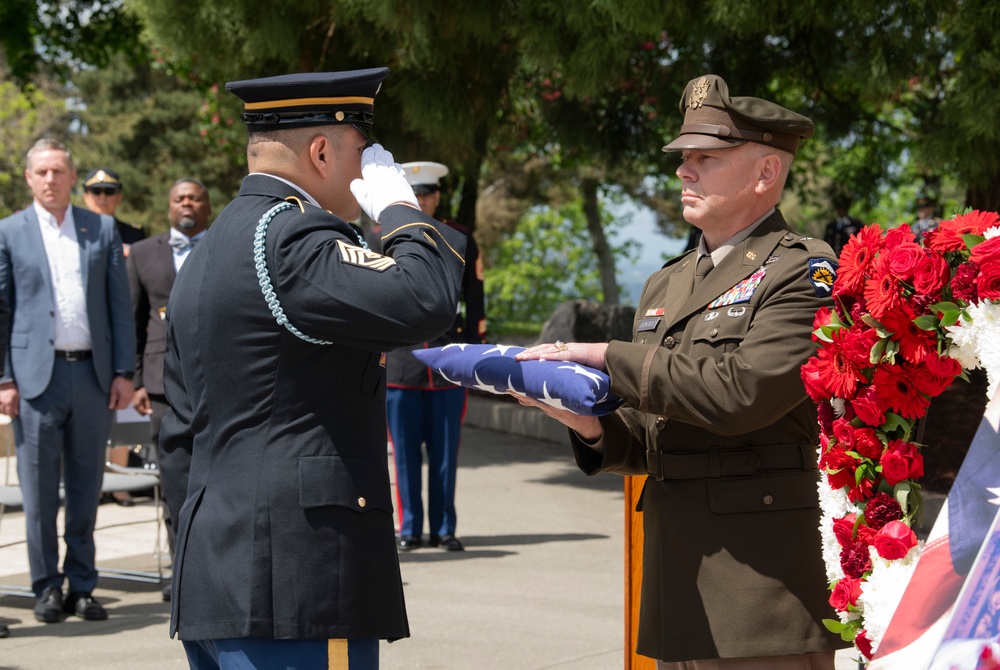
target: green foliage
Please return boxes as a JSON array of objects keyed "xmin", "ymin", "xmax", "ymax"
[
  {"xmin": 485, "ymin": 199, "xmax": 637, "ymax": 329},
  {"xmin": 0, "ymin": 73, "xmax": 69, "ymax": 217},
  {"xmin": 69, "ymin": 53, "xmax": 248, "ymax": 233}
]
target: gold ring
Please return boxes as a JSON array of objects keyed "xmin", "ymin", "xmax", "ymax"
[{"xmin": 554, "ymin": 340, "xmax": 568, "ymax": 352}]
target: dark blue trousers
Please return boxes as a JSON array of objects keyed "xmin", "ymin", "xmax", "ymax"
[
  {"xmin": 386, "ymin": 387, "xmax": 466, "ymax": 538},
  {"xmin": 14, "ymin": 358, "xmax": 113, "ymax": 596},
  {"xmin": 183, "ymin": 637, "xmax": 378, "ymax": 670}
]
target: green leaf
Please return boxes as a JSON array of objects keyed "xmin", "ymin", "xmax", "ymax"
[
  {"xmin": 962, "ymin": 233, "xmax": 986, "ymax": 250},
  {"xmin": 822, "ymin": 618, "xmax": 858, "ymax": 642},
  {"xmin": 933, "ymin": 302, "xmax": 961, "ymax": 314},
  {"xmin": 881, "ymin": 413, "xmax": 911, "ymax": 436},
  {"xmin": 894, "ymin": 481, "xmax": 911, "ymax": 515},
  {"xmin": 940, "ymin": 310, "xmax": 962, "ymax": 328},
  {"xmin": 913, "ymin": 315, "xmax": 940, "ymax": 331},
  {"xmin": 869, "ymin": 338, "xmax": 888, "ymax": 365}
]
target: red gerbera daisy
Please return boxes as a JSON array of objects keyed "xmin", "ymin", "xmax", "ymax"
[
  {"xmin": 872, "ymin": 363, "xmax": 931, "ymax": 419},
  {"xmin": 925, "ymin": 210, "xmax": 1000, "ymax": 253},
  {"xmin": 881, "ymin": 303, "xmax": 936, "ymax": 364},
  {"xmin": 835, "ymin": 224, "xmax": 884, "ymax": 296},
  {"xmin": 863, "ymin": 255, "xmax": 903, "ymax": 320},
  {"xmin": 815, "ymin": 328, "xmax": 868, "ymax": 398}
]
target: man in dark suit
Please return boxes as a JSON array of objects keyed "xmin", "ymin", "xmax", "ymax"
[
  {"xmin": 822, "ymin": 196, "xmax": 862, "ymax": 256},
  {"xmin": 82, "ymin": 168, "xmax": 146, "ymax": 256},
  {"xmin": 0, "ymin": 139, "xmax": 135, "ymax": 624},
  {"xmin": 127, "ymin": 177, "xmax": 211, "ymax": 600},
  {"xmin": 516, "ymin": 75, "xmax": 843, "ymax": 668},
  {"xmin": 159, "ymin": 69, "xmax": 467, "ymax": 669}
]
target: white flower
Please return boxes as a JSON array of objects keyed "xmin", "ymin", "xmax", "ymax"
[
  {"xmin": 984, "ymin": 226, "xmax": 1000, "ymax": 240},
  {"xmin": 857, "ymin": 542, "xmax": 923, "ymax": 655}
]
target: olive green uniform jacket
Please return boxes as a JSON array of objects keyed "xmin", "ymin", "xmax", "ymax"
[{"xmin": 571, "ymin": 210, "xmax": 844, "ymax": 662}]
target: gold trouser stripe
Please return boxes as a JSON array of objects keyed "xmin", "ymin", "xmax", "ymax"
[
  {"xmin": 328, "ymin": 638, "xmax": 349, "ymax": 670},
  {"xmin": 245, "ymin": 96, "xmax": 373, "ymax": 110}
]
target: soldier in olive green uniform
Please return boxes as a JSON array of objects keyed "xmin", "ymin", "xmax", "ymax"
[{"xmin": 517, "ymin": 75, "xmax": 844, "ymax": 669}]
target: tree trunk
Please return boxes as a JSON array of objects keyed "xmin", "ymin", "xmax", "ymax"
[
  {"xmin": 967, "ymin": 175, "xmax": 1000, "ymax": 213},
  {"xmin": 581, "ymin": 177, "xmax": 619, "ymax": 305}
]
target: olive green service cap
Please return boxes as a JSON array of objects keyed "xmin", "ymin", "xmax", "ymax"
[
  {"xmin": 225, "ymin": 67, "xmax": 390, "ymax": 142},
  {"xmin": 662, "ymin": 74, "xmax": 814, "ymax": 156}
]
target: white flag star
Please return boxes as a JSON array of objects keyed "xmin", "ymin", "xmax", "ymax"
[
  {"xmin": 558, "ymin": 363, "xmax": 603, "ymax": 386},
  {"xmin": 987, "ymin": 487, "xmax": 1000, "ymax": 505}
]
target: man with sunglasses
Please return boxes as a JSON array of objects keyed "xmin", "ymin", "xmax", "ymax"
[{"xmin": 82, "ymin": 168, "xmax": 145, "ymax": 257}]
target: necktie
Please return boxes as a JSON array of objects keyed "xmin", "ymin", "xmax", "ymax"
[
  {"xmin": 169, "ymin": 236, "xmax": 196, "ymax": 251},
  {"xmin": 694, "ymin": 254, "xmax": 714, "ymax": 286}
]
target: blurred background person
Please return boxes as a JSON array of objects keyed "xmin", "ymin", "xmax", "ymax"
[
  {"xmin": 368, "ymin": 161, "xmax": 486, "ymax": 552},
  {"xmin": 911, "ymin": 193, "xmax": 942, "ymax": 239},
  {"xmin": 821, "ymin": 194, "xmax": 862, "ymax": 256},
  {"xmin": 127, "ymin": 177, "xmax": 211, "ymax": 601}
]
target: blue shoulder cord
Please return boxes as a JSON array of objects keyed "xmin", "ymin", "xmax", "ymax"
[{"xmin": 253, "ymin": 201, "xmax": 336, "ymax": 345}]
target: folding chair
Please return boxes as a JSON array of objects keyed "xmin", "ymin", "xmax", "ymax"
[{"xmin": 97, "ymin": 411, "xmax": 166, "ymax": 584}]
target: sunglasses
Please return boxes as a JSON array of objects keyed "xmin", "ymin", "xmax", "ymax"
[{"xmin": 86, "ymin": 187, "xmax": 120, "ymax": 197}]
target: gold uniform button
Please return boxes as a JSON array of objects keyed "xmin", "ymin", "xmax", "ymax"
[
  {"xmin": 358, "ymin": 497, "xmax": 367, "ymax": 508},
  {"xmin": 663, "ymin": 336, "xmax": 676, "ymax": 349},
  {"xmin": 763, "ymin": 494, "xmax": 774, "ymax": 506},
  {"xmin": 654, "ymin": 416, "xmax": 667, "ymax": 430}
]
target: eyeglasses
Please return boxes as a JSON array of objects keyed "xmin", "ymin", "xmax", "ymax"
[{"xmin": 86, "ymin": 187, "xmax": 120, "ymax": 197}]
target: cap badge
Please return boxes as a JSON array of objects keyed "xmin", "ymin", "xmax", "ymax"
[
  {"xmin": 335, "ymin": 111, "xmax": 345, "ymax": 121},
  {"xmin": 689, "ymin": 77, "xmax": 710, "ymax": 109},
  {"xmin": 95, "ymin": 170, "xmax": 108, "ymax": 182},
  {"xmin": 762, "ymin": 132, "xmax": 773, "ymax": 143}
]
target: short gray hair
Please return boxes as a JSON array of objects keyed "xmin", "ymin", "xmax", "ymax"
[{"xmin": 26, "ymin": 138, "xmax": 73, "ymax": 170}]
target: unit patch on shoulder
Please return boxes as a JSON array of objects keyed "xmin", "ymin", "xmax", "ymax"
[
  {"xmin": 808, "ymin": 258, "xmax": 837, "ymax": 297},
  {"xmin": 337, "ymin": 239, "xmax": 397, "ymax": 271}
]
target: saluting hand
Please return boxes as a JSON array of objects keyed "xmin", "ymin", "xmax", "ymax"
[{"xmin": 349, "ymin": 144, "xmax": 419, "ymax": 222}]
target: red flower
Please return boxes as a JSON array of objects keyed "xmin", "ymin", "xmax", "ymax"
[
  {"xmin": 977, "ymin": 260, "xmax": 1000, "ymax": 301},
  {"xmin": 864, "ymin": 492, "xmax": 903, "ymax": 530},
  {"xmin": 880, "ymin": 439, "xmax": 924, "ymax": 485},
  {"xmin": 817, "ymin": 401, "xmax": 834, "ymax": 434},
  {"xmin": 925, "ymin": 210, "xmax": 1000, "ymax": 253},
  {"xmin": 882, "ymin": 303, "xmax": 936, "ymax": 364},
  {"xmin": 872, "ymin": 364, "xmax": 931, "ymax": 419},
  {"xmin": 854, "ymin": 427, "xmax": 884, "ymax": 460},
  {"xmin": 800, "ymin": 357, "xmax": 832, "ymax": 402},
  {"xmin": 912, "ymin": 354, "xmax": 963, "ymax": 397},
  {"xmin": 884, "ymin": 225, "xmax": 916, "ymax": 249},
  {"xmin": 856, "ymin": 629, "xmax": 874, "ymax": 660},
  {"xmin": 832, "ymin": 418, "xmax": 855, "ymax": 450},
  {"xmin": 829, "ymin": 577, "xmax": 863, "ymax": 611},
  {"xmin": 886, "ymin": 241, "xmax": 925, "ymax": 282},
  {"xmin": 832, "ymin": 513, "xmax": 858, "ymax": 547},
  {"xmin": 873, "ymin": 520, "xmax": 917, "ymax": 559},
  {"xmin": 912, "ymin": 251, "xmax": 950, "ymax": 298},
  {"xmin": 970, "ymin": 234, "xmax": 1000, "ymax": 267},
  {"xmin": 820, "ymin": 445, "xmax": 858, "ymax": 490},
  {"xmin": 864, "ymin": 255, "xmax": 904, "ymax": 320},
  {"xmin": 851, "ymin": 387, "xmax": 887, "ymax": 426},
  {"xmin": 953, "ymin": 261, "xmax": 980, "ymax": 303},
  {"xmin": 813, "ymin": 329, "xmax": 868, "ymax": 398},
  {"xmin": 840, "ymin": 540, "xmax": 873, "ymax": 578},
  {"xmin": 836, "ymin": 224, "xmax": 884, "ymax": 295},
  {"xmin": 848, "ymin": 475, "xmax": 876, "ymax": 503}
]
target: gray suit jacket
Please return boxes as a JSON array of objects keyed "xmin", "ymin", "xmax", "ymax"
[{"xmin": 0, "ymin": 205, "xmax": 135, "ymax": 399}]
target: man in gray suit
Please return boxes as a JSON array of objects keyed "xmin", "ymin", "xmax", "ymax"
[{"xmin": 0, "ymin": 138, "xmax": 135, "ymax": 624}]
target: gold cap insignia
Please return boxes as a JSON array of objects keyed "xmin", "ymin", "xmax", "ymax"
[
  {"xmin": 335, "ymin": 111, "xmax": 345, "ymax": 121},
  {"xmin": 689, "ymin": 77, "xmax": 710, "ymax": 109},
  {"xmin": 746, "ymin": 251, "xmax": 757, "ymax": 261}
]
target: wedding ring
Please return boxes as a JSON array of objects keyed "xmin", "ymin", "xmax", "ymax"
[{"xmin": 554, "ymin": 340, "xmax": 568, "ymax": 352}]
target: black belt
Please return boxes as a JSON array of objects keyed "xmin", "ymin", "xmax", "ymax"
[
  {"xmin": 55, "ymin": 350, "xmax": 92, "ymax": 362},
  {"xmin": 646, "ymin": 443, "xmax": 814, "ymax": 481}
]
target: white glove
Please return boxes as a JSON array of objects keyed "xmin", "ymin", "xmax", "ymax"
[{"xmin": 349, "ymin": 144, "xmax": 419, "ymax": 221}]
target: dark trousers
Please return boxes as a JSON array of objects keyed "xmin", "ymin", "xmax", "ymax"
[
  {"xmin": 148, "ymin": 393, "xmax": 176, "ymax": 553},
  {"xmin": 386, "ymin": 386, "xmax": 466, "ymax": 538},
  {"xmin": 14, "ymin": 358, "xmax": 113, "ymax": 596}
]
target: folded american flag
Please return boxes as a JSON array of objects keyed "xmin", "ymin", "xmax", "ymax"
[{"xmin": 411, "ymin": 343, "xmax": 623, "ymax": 416}]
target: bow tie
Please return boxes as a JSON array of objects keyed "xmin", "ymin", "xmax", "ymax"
[{"xmin": 169, "ymin": 236, "xmax": 197, "ymax": 251}]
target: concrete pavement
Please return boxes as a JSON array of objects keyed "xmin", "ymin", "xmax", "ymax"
[{"xmin": 0, "ymin": 397, "xmax": 860, "ymax": 669}]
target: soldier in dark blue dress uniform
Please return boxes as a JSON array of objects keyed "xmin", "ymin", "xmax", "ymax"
[{"xmin": 158, "ymin": 68, "xmax": 467, "ymax": 670}]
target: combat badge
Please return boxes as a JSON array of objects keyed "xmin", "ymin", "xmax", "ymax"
[
  {"xmin": 337, "ymin": 239, "xmax": 397, "ymax": 271},
  {"xmin": 808, "ymin": 258, "xmax": 837, "ymax": 297}
]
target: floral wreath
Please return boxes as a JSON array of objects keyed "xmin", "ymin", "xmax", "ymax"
[{"xmin": 801, "ymin": 209, "xmax": 1000, "ymax": 663}]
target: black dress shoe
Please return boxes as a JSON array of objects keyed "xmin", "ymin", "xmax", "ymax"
[
  {"xmin": 162, "ymin": 582, "xmax": 172, "ymax": 602},
  {"xmin": 34, "ymin": 586, "xmax": 63, "ymax": 623},
  {"xmin": 430, "ymin": 535, "xmax": 464, "ymax": 551},
  {"xmin": 396, "ymin": 535, "xmax": 422, "ymax": 551},
  {"xmin": 63, "ymin": 592, "xmax": 108, "ymax": 620},
  {"xmin": 0, "ymin": 623, "xmax": 9, "ymax": 638}
]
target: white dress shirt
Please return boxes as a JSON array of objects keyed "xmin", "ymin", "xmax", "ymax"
[
  {"xmin": 169, "ymin": 228, "xmax": 208, "ymax": 272},
  {"xmin": 34, "ymin": 202, "xmax": 91, "ymax": 351}
]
